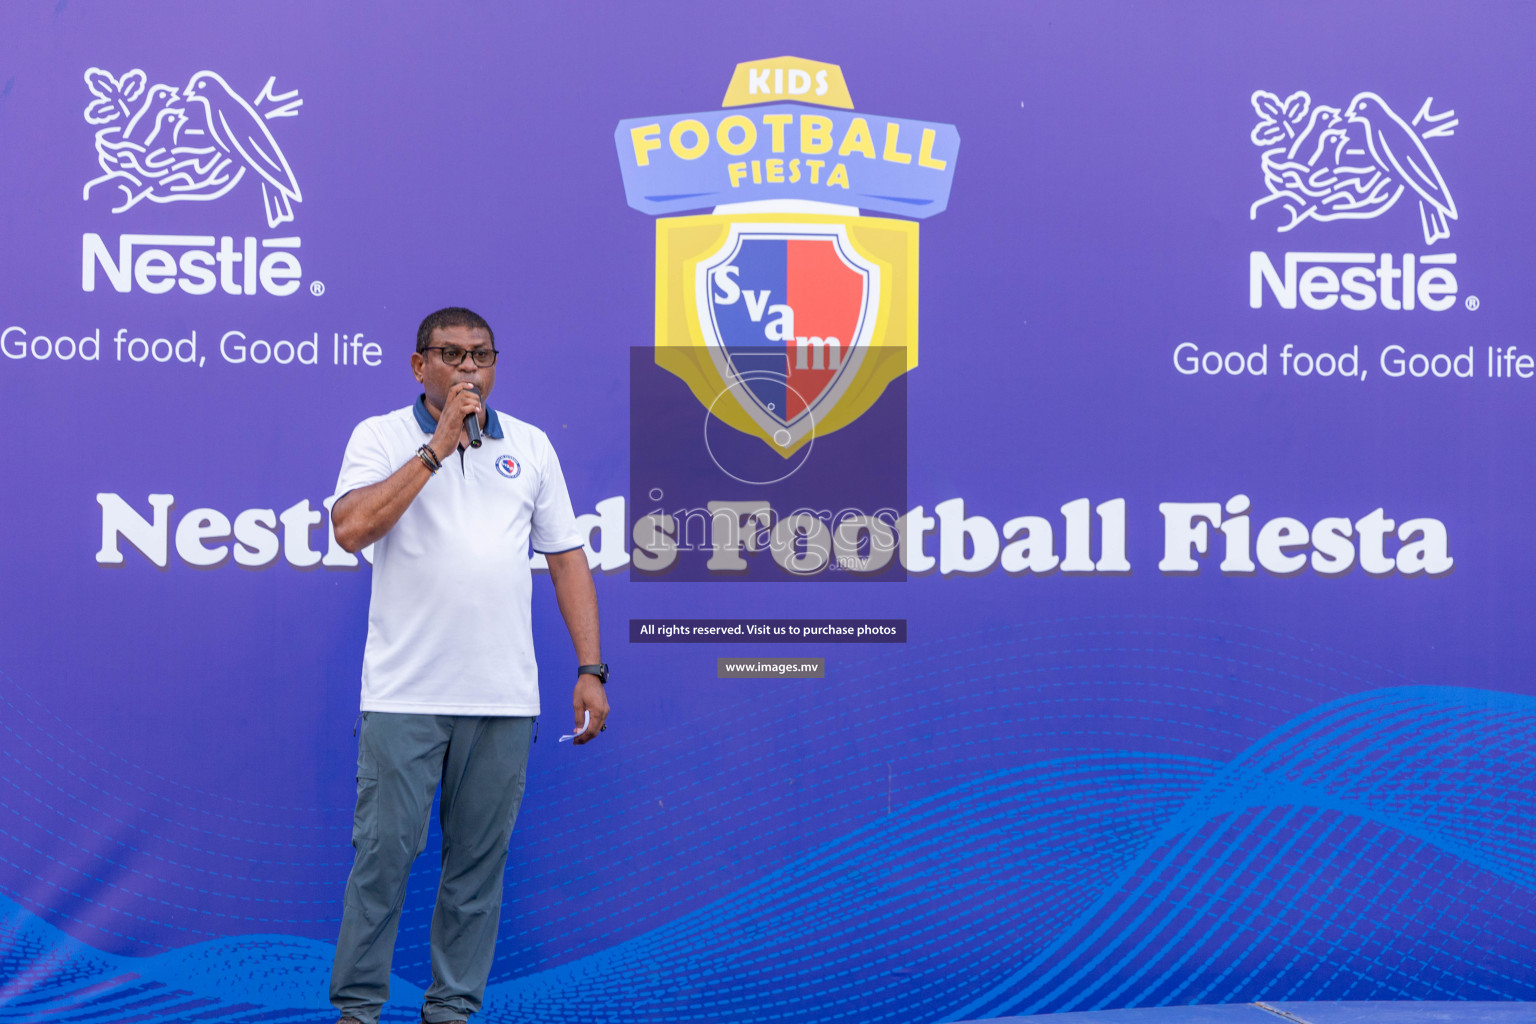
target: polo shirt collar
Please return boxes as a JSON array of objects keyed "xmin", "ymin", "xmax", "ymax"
[{"xmin": 413, "ymin": 394, "xmax": 503, "ymax": 439}]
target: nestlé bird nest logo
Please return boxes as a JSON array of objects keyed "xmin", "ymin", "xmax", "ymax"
[{"xmin": 83, "ymin": 68, "xmax": 303, "ymax": 229}]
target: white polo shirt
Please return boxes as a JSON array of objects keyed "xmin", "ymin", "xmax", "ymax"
[{"xmin": 335, "ymin": 397, "xmax": 584, "ymax": 716}]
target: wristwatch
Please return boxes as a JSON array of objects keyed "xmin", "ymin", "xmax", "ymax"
[{"xmin": 578, "ymin": 663, "xmax": 609, "ymax": 685}]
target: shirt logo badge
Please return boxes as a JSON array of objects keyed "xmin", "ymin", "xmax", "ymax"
[{"xmin": 495, "ymin": 455, "xmax": 521, "ymax": 479}]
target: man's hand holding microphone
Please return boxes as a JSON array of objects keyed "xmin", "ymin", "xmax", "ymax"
[{"xmin": 430, "ymin": 381, "xmax": 484, "ymax": 461}]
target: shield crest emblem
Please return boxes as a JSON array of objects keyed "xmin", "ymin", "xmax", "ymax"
[
  {"xmin": 654, "ymin": 212, "xmax": 918, "ymax": 458},
  {"xmin": 694, "ymin": 224, "xmax": 879, "ymax": 451}
]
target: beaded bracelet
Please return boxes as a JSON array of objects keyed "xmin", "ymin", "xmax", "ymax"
[{"xmin": 416, "ymin": 444, "xmax": 442, "ymax": 474}]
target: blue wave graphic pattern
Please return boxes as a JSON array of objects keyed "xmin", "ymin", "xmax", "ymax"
[{"xmin": 3, "ymin": 623, "xmax": 1535, "ymax": 1022}]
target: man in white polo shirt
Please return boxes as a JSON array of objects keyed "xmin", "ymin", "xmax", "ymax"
[{"xmin": 327, "ymin": 307, "xmax": 608, "ymax": 1024}]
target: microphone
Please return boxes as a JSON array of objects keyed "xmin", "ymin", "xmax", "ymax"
[{"xmin": 464, "ymin": 383, "xmax": 483, "ymax": 449}]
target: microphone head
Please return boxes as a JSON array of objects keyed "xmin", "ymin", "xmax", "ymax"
[{"xmin": 465, "ymin": 382, "xmax": 484, "ymax": 447}]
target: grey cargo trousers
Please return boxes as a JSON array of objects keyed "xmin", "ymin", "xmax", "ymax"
[{"xmin": 330, "ymin": 711, "xmax": 534, "ymax": 1024}]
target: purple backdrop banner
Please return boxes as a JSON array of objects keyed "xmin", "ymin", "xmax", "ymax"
[{"xmin": 1, "ymin": 3, "xmax": 1534, "ymax": 1023}]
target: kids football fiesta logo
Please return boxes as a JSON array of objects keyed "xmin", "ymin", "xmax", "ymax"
[{"xmin": 615, "ymin": 57, "xmax": 959, "ymax": 456}]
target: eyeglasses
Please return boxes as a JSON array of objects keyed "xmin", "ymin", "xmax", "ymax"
[{"xmin": 423, "ymin": 345, "xmax": 498, "ymax": 367}]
